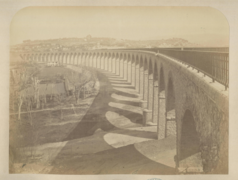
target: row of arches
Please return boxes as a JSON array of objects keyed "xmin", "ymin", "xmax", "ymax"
[
  {"xmin": 23, "ymin": 51, "xmax": 176, "ymax": 136},
  {"xmin": 21, "ymin": 50, "xmax": 201, "ymax": 170}
]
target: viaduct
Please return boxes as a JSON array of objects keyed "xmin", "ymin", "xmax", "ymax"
[{"xmin": 18, "ymin": 48, "xmax": 229, "ymax": 173}]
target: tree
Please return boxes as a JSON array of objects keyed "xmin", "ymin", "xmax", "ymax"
[
  {"xmin": 74, "ymin": 88, "xmax": 80, "ymax": 104},
  {"xmin": 17, "ymin": 92, "xmax": 24, "ymax": 122},
  {"xmin": 14, "ymin": 68, "xmax": 29, "ymax": 122},
  {"xmin": 67, "ymin": 70, "xmax": 81, "ymax": 104},
  {"xmin": 50, "ymin": 83, "xmax": 55, "ymax": 101},
  {"xmin": 55, "ymin": 93, "xmax": 64, "ymax": 120},
  {"xmin": 26, "ymin": 96, "xmax": 33, "ymax": 125},
  {"xmin": 31, "ymin": 76, "xmax": 41, "ymax": 109},
  {"xmin": 43, "ymin": 84, "xmax": 48, "ymax": 105},
  {"xmin": 90, "ymin": 72, "xmax": 97, "ymax": 88}
]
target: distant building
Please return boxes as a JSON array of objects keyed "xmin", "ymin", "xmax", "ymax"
[
  {"xmin": 23, "ymin": 40, "xmax": 31, "ymax": 44},
  {"xmin": 86, "ymin": 35, "xmax": 92, "ymax": 41}
]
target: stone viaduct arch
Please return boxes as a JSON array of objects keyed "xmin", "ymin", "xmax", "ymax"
[
  {"xmin": 19, "ymin": 49, "xmax": 228, "ymax": 173},
  {"xmin": 180, "ymin": 110, "xmax": 200, "ymax": 161}
]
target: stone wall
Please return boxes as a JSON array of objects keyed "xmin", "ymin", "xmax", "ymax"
[{"xmin": 157, "ymin": 54, "xmax": 228, "ymax": 173}]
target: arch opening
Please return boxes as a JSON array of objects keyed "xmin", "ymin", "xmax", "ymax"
[
  {"xmin": 123, "ymin": 54, "xmax": 128, "ymax": 80},
  {"xmin": 135, "ymin": 56, "xmax": 140, "ymax": 92},
  {"xmin": 147, "ymin": 59, "xmax": 153, "ymax": 111},
  {"xmin": 152, "ymin": 64, "xmax": 159, "ymax": 124},
  {"xmin": 104, "ymin": 53, "xmax": 108, "ymax": 70},
  {"xmin": 143, "ymin": 58, "xmax": 148, "ymax": 102},
  {"xmin": 112, "ymin": 53, "xmax": 116, "ymax": 73},
  {"xmin": 116, "ymin": 53, "xmax": 120, "ymax": 75},
  {"xmin": 127, "ymin": 54, "xmax": 132, "ymax": 83},
  {"xmin": 119, "ymin": 54, "xmax": 124, "ymax": 77},
  {"xmin": 166, "ymin": 76, "xmax": 176, "ymax": 138},
  {"xmin": 158, "ymin": 65, "xmax": 166, "ymax": 140},
  {"xmin": 131, "ymin": 55, "xmax": 136, "ymax": 86},
  {"xmin": 100, "ymin": 53, "xmax": 103, "ymax": 69},
  {"xmin": 180, "ymin": 110, "xmax": 200, "ymax": 161},
  {"xmin": 139, "ymin": 56, "xmax": 144, "ymax": 96},
  {"xmin": 109, "ymin": 53, "xmax": 112, "ymax": 71}
]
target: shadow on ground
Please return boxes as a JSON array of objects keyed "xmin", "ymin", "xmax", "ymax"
[
  {"xmin": 63, "ymin": 70, "xmax": 143, "ymax": 141},
  {"xmin": 48, "ymin": 69, "xmax": 176, "ymax": 174},
  {"xmin": 50, "ymin": 142, "xmax": 176, "ymax": 175}
]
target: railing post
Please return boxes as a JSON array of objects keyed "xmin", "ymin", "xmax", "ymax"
[{"xmin": 159, "ymin": 49, "xmax": 228, "ymax": 89}]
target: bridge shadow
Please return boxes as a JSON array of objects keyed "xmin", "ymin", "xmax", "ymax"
[
  {"xmin": 110, "ymin": 99, "xmax": 141, "ymax": 107},
  {"xmin": 48, "ymin": 69, "xmax": 176, "ymax": 175},
  {"xmin": 49, "ymin": 143, "xmax": 176, "ymax": 175},
  {"xmin": 63, "ymin": 70, "xmax": 143, "ymax": 141},
  {"xmin": 107, "ymin": 77, "xmax": 129, "ymax": 82},
  {"xmin": 109, "ymin": 81, "xmax": 132, "ymax": 85},
  {"xmin": 112, "ymin": 85, "xmax": 135, "ymax": 89},
  {"xmin": 111, "ymin": 90, "xmax": 138, "ymax": 98}
]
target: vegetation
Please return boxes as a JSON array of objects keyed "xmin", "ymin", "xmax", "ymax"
[{"xmin": 9, "ymin": 62, "xmax": 98, "ymax": 167}]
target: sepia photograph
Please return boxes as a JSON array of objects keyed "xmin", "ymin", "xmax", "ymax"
[{"xmin": 8, "ymin": 6, "xmax": 230, "ymax": 176}]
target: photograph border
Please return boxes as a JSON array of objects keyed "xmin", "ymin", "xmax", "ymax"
[{"xmin": 1, "ymin": 0, "xmax": 238, "ymax": 180}]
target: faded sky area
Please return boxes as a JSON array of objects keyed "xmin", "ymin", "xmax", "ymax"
[{"xmin": 10, "ymin": 6, "xmax": 229, "ymax": 46}]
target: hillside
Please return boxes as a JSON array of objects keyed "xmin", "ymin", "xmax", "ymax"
[{"xmin": 11, "ymin": 36, "xmax": 203, "ymax": 53}]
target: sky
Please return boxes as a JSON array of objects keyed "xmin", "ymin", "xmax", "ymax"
[{"xmin": 10, "ymin": 6, "xmax": 229, "ymax": 46}]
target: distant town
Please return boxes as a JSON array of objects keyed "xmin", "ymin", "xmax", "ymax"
[{"xmin": 11, "ymin": 35, "xmax": 203, "ymax": 53}]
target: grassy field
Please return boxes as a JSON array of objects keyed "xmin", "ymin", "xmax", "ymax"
[
  {"xmin": 10, "ymin": 95, "xmax": 93, "ymax": 146},
  {"xmin": 9, "ymin": 65, "xmax": 99, "ymax": 171}
]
